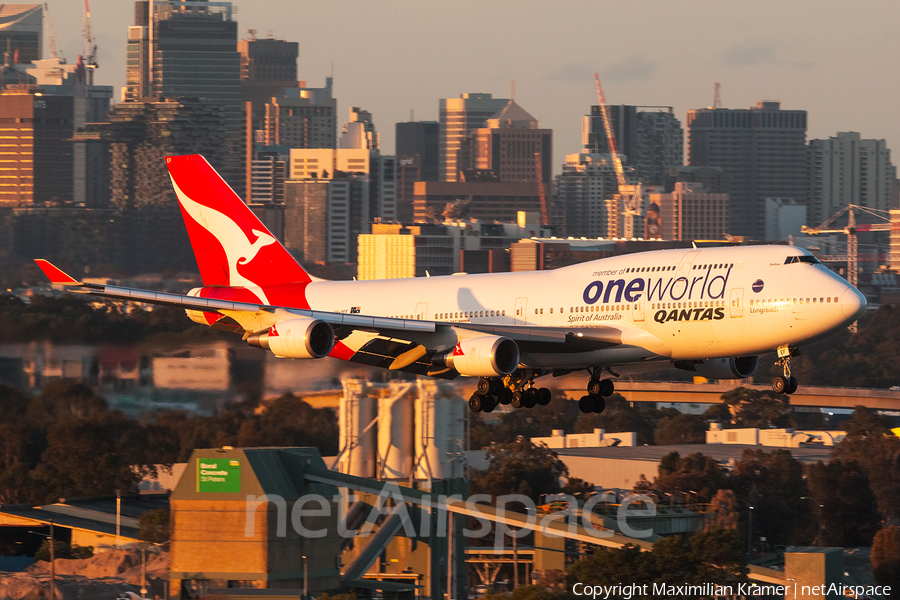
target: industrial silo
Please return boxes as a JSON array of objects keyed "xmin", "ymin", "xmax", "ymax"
[
  {"xmin": 377, "ymin": 382, "xmax": 415, "ymax": 480},
  {"xmin": 338, "ymin": 379, "xmax": 376, "ymax": 477},
  {"xmin": 414, "ymin": 379, "xmax": 467, "ymax": 483}
]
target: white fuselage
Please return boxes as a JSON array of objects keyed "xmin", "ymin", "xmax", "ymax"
[{"xmin": 304, "ymin": 245, "xmax": 865, "ymax": 370}]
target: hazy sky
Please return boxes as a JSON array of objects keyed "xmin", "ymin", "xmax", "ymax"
[{"xmin": 45, "ymin": 0, "xmax": 900, "ymax": 173}]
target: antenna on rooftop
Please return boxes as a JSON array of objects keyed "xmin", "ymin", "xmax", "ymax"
[
  {"xmin": 510, "ymin": 79, "xmax": 516, "ymax": 101},
  {"xmin": 713, "ymin": 81, "xmax": 722, "ymax": 109}
]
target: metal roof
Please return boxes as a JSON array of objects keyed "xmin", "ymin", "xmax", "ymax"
[{"xmin": 555, "ymin": 443, "xmax": 833, "ymax": 465}]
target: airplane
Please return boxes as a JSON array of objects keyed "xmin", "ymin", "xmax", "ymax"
[{"xmin": 35, "ymin": 155, "xmax": 866, "ymax": 414}]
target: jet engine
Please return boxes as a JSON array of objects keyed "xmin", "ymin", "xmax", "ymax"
[
  {"xmin": 439, "ymin": 335, "xmax": 520, "ymax": 377},
  {"xmin": 674, "ymin": 356, "xmax": 759, "ymax": 379},
  {"xmin": 246, "ymin": 317, "xmax": 335, "ymax": 359}
]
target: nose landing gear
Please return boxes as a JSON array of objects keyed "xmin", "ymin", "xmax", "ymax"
[{"xmin": 772, "ymin": 345, "xmax": 799, "ymax": 395}]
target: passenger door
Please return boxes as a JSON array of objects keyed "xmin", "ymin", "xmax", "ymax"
[
  {"xmin": 415, "ymin": 302, "xmax": 428, "ymax": 320},
  {"xmin": 514, "ymin": 297, "xmax": 528, "ymax": 325},
  {"xmin": 730, "ymin": 288, "xmax": 743, "ymax": 317}
]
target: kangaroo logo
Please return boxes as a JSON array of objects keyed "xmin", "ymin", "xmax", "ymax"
[{"xmin": 171, "ymin": 178, "xmax": 275, "ymax": 304}]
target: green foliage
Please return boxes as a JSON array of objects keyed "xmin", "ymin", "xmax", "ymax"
[
  {"xmin": 565, "ymin": 527, "xmax": 747, "ymax": 597},
  {"xmin": 831, "ymin": 422, "xmax": 900, "ymax": 521},
  {"xmin": 653, "ymin": 413, "xmax": 707, "ymax": 445},
  {"xmin": 715, "ymin": 387, "xmax": 793, "ymax": 428},
  {"xmin": 844, "ymin": 405, "xmax": 895, "ymax": 436},
  {"xmin": 470, "ymin": 400, "xmax": 580, "ymax": 450},
  {"xmin": 34, "ymin": 540, "xmax": 93, "ymax": 561},
  {"xmin": 732, "ymin": 449, "xmax": 808, "ymax": 546},
  {"xmin": 805, "ymin": 459, "xmax": 880, "ymax": 547},
  {"xmin": 138, "ymin": 508, "xmax": 170, "ymax": 543},
  {"xmin": 317, "ymin": 591, "xmax": 357, "ymax": 600},
  {"xmin": 483, "ymin": 584, "xmax": 573, "ymax": 600},
  {"xmin": 656, "ymin": 452, "xmax": 731, "ymax": 503},
  {"xmin": 871, "ymin": 526, "xmax": 900, "ymax": 597},
  {"xmin": 470, "ymin": 440, "xmax": 570, "ymax": 501}
]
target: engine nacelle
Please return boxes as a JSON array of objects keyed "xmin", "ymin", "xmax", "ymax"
[
  {"xmin": 185, "ymin": 287, "xmax": 219, "ymax": 325},
  {"xmin": 440, "ymin": 335, "xmax": 520, "ymax": 377},
  {"xmin": 247, "ymin": 317, "xmax": 335, "ymax": 359},
  {"xmin": 674, "ymin": 356, "xmax": 759, "ymax": 380}
]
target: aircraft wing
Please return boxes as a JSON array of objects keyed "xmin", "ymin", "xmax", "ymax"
[{"xmin": 34, "ymin": 260, "xmax": 657, "ymax": 378}]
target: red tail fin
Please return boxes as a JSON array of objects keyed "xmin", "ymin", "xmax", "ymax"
[{"xmin": 166, "ymin": 155, "xmax": 311, "ymax": 288}]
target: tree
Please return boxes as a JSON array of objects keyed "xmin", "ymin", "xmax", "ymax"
[
  {"xmin": 832, "ymin": 423, "xmax": 900, "ymax": 521},
  {"xmin": 843, "ymin": 405, "xmax": 895, "ymax": 436},
  {"xmin": 732, "ymin": 449, "xmax": 807, "ymax": 547},
  {"xmin": 805, "ymin": 459, "xmax": 880, "ymax": 547},
  {"xmin": 138, "ymin": 508, "xmax": 170, "ymax": 543},
  {"xmin": 871, "ymin": 526, "xmax": 900, "ymax": 599},
  {"xmin": 471, "ymin": 400, "xmax": 580, "ymax": 450},
  {"xmin": 716, "ymin": 387, "xmax": 793, "ymax": 428},
  {"xmin": 656, "ymin": 452, "xmax": 731, "ymax": 503},
  {"xmin": 654, "ymin": 413, "xmax": 707, "ymax": 445},
  {"xmin": 470, "ymin": 440, "xmax": 569, "ymax": 502}
]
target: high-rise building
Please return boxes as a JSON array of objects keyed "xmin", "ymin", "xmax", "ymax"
[
  {"xmin": 396, "ymin": 121, "xmax": 439, "ymax": 222},
  {"xmin": 687, "ymin": 101, "xmax": 808, "ymax": 240},
  {"xmin": 264, "ymin": 78, "xmax": 337, "ymax": 149},
  {"xmin": 124, "ymin": 1, "xmax": 243, "ymax": 194},
  {"xmin": 650, "ymin": 182, "xmax": 728, "ymax": 241},
  {"xmin": 808, "ymin": 132, "xmax": 896, "ymax": 225},
  {"xmin": 283, "ymin": 175, "xmax": 368, "ymax": 264},
  {"xmin": 0, "ymin": 88, "xmax": 73, "ymax": 206},
  {"xmin": 99, "ymin": 98, "xmax": 229, "ymax": 209},
  {"xmin": 553, "ymin": 153, "xmax": 619, "ymax": 238},
  {"xmin": 339, "ymin": 107, "xmax": 378, "ymax": 150},
  {"xmin": 457, "ymin": 100, "xmax": 552, "ymax": 187},
  {"xmin": 238, "ymin": 36, "xmax": 300, "ymax": 200},
  {"xmin": 582, "ymin": 105, "xmax": 683, "ymax": 186},
  {"xmin": 438, "ymin": 93, "xmax": 509, "ymax": 182},
  {"xmin": 0, "ymin": 5, "xmax": 41, "ymax": 65}
]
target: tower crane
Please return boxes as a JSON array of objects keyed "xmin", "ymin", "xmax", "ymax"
[
  {"xmin": 83, "ymin": 0, "xmax": 98, "ymax": 84},
  {"xmin": 533, "ymin": 151, "xmax": 548, "ymax": 227},
  {"xmin": 43, "ymin": 3, "xmax": 64, "ymax": 62},
  {"xmin": 594, "ymin": 74, "xmax": 641, "ymax": 239},
  {"xmin": 801, "ymin": 204, "xmax": 897, "ymax": 289}
]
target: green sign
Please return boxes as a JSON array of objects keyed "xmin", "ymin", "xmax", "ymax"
[{"xmin": 197, "ymin": 457, "xmax": 241, "ymax": 493}]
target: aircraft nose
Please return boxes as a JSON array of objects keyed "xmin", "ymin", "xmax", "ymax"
[{"xmin": 841, "ymin": 286, "xmax": 866, "ymax": 320}]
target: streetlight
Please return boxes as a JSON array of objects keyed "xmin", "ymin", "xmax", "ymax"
[
  {"xmin": 737, "ymin": 499, "xmax": 754, "ymax": 557},
  {"xmin": 302, "ymin": 555, "xmax": 308, "ymax": 600},
  {"xmin": 801, "ymin": 496, "xmax": 824, "ymax": 546},
  {"xmin": 29, "ymin": 521, "xmax": 55, "ymax": 600}
]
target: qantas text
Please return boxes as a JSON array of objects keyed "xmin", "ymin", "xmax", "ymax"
[{"xmin": 583, "ymin": 267, "xmax": 732, "ymax": 305}]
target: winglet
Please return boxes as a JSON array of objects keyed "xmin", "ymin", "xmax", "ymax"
[{"xmin": 34, "ymin": 260, "xmax": 80, "ymax": 285}]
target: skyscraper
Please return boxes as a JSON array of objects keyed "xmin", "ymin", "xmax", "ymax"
[
  {"xmin": 553, "ymin": 153, "xmax": 618, "ymax": 238},
  {"xmin": 687, "ymin": 102, "xmax": 808, "ymax": 240},
  {"xmin": 439, "ymin": 93, "xmax": 509, "ymax": 182},
  {"xmin": 264, "ymin": 78, "xmax": 337, "ymax": 150},
  {"xmin": 582, "ymin": 105, "xmax": 683, "ymax": 186},
  {"xmin": 0, "ymin": 5, "xmax": 42, "ymax": 65},
  {"xmin": 808, "ymin": 132, "xmax": 896, "ymax": 225},
  {"xmin": 396, "ymin": 121, "xmax": 439, "ymax": 222},
  {"xmin": 124, "ymin": 1, "xmax": 243, "ymax": 193}
]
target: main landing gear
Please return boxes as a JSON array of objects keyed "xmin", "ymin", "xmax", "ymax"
[
  {"xmin": 579, "ymin": 368, "xmax": 615, "ymax": 414},
  {"xmin": 772, "ymin": 345, "xmax": 799, "ymax": 395},
  {"xmin": 468, "ymin": 372, "xmax": 551, "ymax": 413}
]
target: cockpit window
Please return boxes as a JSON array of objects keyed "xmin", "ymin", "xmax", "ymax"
[{"xmin": 784, "ymin": 255, "xmax": 821, "ymax": 265}]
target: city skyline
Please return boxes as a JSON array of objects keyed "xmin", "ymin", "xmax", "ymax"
[{"xmin": 42, "ymin": 0, "xmax": 900, "ymax": 166}]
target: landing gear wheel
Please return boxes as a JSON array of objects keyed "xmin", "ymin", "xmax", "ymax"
[
  {"xmin": 468, "ymin": 393, "xmax": 484, "ymax": 413},
  {"xmin": 598, "ymin": 379, "xmax": 615, "ymax": 397},
  {"xmin": 498, "ymin": 388, "xmax": 513, "ymax": 405},
  {"xmin": 482, "ymin": 396, "xmax": 497, "ymax": 412},
  {"xmin": 772, "ymin": 376, "xmax": 787, "ymax": 394},
  {"xmin": 524, "ymin": 388, "xmax": 538, "ymax": 408},
  {"xmin": 785, "ymin": 376, "xmax": 798, "ymax": 395},
  {"xmin": 477, "ymin": 378, "xmax": 492, "ymax": 395},
  {"xmin": 579, "ymin": 395, "xmax": 593, "ymax": 414},
  {"xmin": 536, "ymin": 388, "xmax": 552, "ymax": 406},
  {"xmin": 592, "ymin": 395, "xmax": 607, "ymax": 413},
  {"xmin": 587, "ymin": 378, "xmax": 602, "ymax": 396},
  {"xmin": 511, "ymin": 391, "xmax": 525, "ymax": 409}
]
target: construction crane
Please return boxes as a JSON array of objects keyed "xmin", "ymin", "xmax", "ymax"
[
  {"xmin": 83, "ymin": 0, "xmax": 98, "ymax": 84},
  {"xmin": 801, "ymin": 204, "xmax": 898, "ymax": 288},
  {"xmin": 594, "ymin": 74, "xmax": 641, "ymax": 239},
  {"xmin": 43, "ymin": 3, "xmax": 64, "ymax": 62},
  {"xmin": 533, "ymin": 151, "xmax": 548, "ymax": 227}
]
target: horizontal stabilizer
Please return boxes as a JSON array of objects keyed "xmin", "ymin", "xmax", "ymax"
[{"xmin": 34, "ymin": 260, "xmax": 80, "ymax": 285}]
